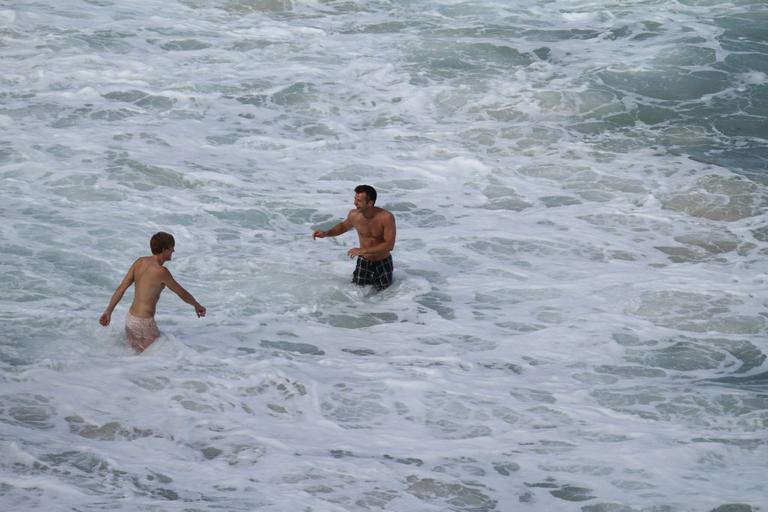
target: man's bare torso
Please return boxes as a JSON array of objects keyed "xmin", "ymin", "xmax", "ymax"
[
  {"xmin": 129, "ymin": 257, "xmax": 167, "ymax": 318},
  {"xmin": 350, "ymin": 207, "xmax": 393, "ymax": 261}
]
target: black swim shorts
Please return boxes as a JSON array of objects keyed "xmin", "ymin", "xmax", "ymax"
[{"xmin": 352, "ymin": 255, "xmax": 393, "ymax": 290}]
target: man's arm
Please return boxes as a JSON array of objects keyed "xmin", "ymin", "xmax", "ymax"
[
  {"xmin": 348, "ymin": 212, "xmax": 396, "ymax": 260},
  {"xmin": 99, "ymin": 261, "xmax": 136, "ymax": 326},
  {"xmin": 161, "ymin": 268, "xmax": 206, "ymax": 317},
  {"xmin": 313, "ymin": 212, "xmax": 354, "ymax": 239}
]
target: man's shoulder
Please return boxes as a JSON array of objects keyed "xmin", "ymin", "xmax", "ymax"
[
  {"xmin": 135, "ymin": 257, "xmax": 168, "ymax": 276},
  {"xmin": 133, "ymin": 256, "xmax": 156, "ymax": 269},
  {"xmin": 375, "ymin": 207, "xmax": 395, "ymax": 221}
]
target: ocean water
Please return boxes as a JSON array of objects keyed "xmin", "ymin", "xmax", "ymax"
[{"xmin": 1, "ymin": 0, "xmax": 767, "ymax": 510}]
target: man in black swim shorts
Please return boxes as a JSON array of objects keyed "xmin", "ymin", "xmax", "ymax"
[
  {"xmin": 352, "ymin": 253, "xmax": 394, "ymax": 290},
  {"xmin": 313, "ymin": 185, "xmax": 397, "ymax": 290}
]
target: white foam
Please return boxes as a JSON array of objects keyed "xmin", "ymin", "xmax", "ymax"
[{"xmin": 1, "ymin": 0, "xmax": 767, "ymax": 510}]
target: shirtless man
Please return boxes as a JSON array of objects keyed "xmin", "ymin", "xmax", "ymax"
[
  {"xmin": 313, "ymin": 185, "xmax": 396, "ymax": 290},
  {"xmin": 99, "ymin": 232, "xmax": 206, "ymax": 352}
]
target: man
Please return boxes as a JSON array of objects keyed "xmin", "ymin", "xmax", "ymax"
[
  {"xmin": 313, "ymin": 184, "xmax": 396, "ymax": 290},
  {"xmin": 99, "ymin": 232, "xmax": 206, "ymax": 352}
]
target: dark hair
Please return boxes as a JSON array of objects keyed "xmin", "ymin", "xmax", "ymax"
[
  {"xmin": 150, "ymin": 232, "xmax": 175, "ymax": 255},
  {"xmin": 354, "ymin": 184, "xmax": 377, "ymax": 204}
]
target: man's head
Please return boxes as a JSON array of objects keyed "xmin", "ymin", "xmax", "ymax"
[
  {"xmin": 354, "ymin": 184, "xmax": 377, "ymax": 210},
  {"xmin": 150, "ymin": 232, "xmax": 175, "ymax": 258}
]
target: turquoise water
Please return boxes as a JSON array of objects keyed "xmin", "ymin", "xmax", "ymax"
[{"xmin": 1, "ymin": 1, "xmax": 767, "ymax": 510}]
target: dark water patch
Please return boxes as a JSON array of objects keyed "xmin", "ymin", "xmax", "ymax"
[
  {"xmin": 272, "ymin": 81, "xmax": 314, "ymax": 107},
  {"xmin": 492, "ymin": 461, "xmax": 520, "ymax": 476},
  {"xmin": 405, "ymin": 38, "xmax": 535, "ymax": 83},
  {"xmin": 420, "ymin": 334, "xmax": 496, "ymax": 352},
  {"xmin": 630, "ymin": 290, "xmax": 765, "ymax": 335},
  {"xmin": 313, "ymin": 311, "xmax": 398, "ymax": 329},
  {"xmin": 709, "ymin": 505, "xmax": 758, "ymax": 512},
  {"xmin": 709, "ymin": 107, "xmax": 768, "ymax": 139},
  {"xmin": 540, "ymin": 195, "xmax": 581, "ymax": 207},
  {"xmin": 550, "ymin": 485, "xmax": 595, "ymax": 502},
  {"xmin": 103, "ymin": 90, "xmax": 175, "ymax": 110},
  {"xmin": 458, "ymin": 42, "xmax": 534, "ymax": 68},
  {"xmin": 415, "ymin": 291, "xmax": 455, "ymax": 320},
  {"xmin": 0, "ymin": 394, "xmax": 54, "ymax": 431},
  {"xmin": 522, "ymin": 28, "xmax": 602, "ymax": 42},
  {"xmin": 342, "ymin": 21, "xmax": 415, "ymax": 34},
  {"xmin": 106, "ymin": 153, "xmax": 197, "ymax": 190},
  {"xmin": 0, "ymin": 141, "xmax": 17, "ymax": 163},
  {"xmin": 692, "ymin": 437, "xmax": 764, "ymax": 450},
  {"xmin": 217, "ymin": 0, "xmax": 294, "ymax": 15},
  {"xmin": 397, "ymin": 207, "xmax": 450, "ymax": 228},
  {"xmin": 591, "ymin": 387, "xmax": 666, "ymax": 412},
  {"xmin": 73, "ymin": 29, "xmax": 135, "ymax": 53},
  {"xmin": 751, "ymin": 225, "xmax": 768, "ymax": 241},
  {"xmin": 260, "ymin": 340, "xmax": 325, "ymax": 355},
  {"xmin": 481, "ymin": 182, "xmax": 532, "ymax": 211},
  {"xmin": 661, "ymin": 174, "xmax": 761, "ymax": 221},
  {"xmin": 655, "ymin": 45, "xmax": 717, "ymax": 67},
  {"xmin": 524, "ymin": 477, "xmax": 595, "ymax": 502},
  {"xmin": 321, "ymin": 383, "xmax": 390, "ymax": 427},
  {"xmin": 39, "ymin": 450, "xmax": 113, "ymax": 475},
  {"xmin": 383, "ymin": 454, "xmax": 424, "ymax": 466},
  {"xmin": 494, "ymin": 320, "xmax": 546, "ymax": 334},
  {"xmin": 36, "ymin": 249, "xmax": 114, "ymax": 287},
  {"xmin": 468, "ymin": 237, "xmax": 560, "ymax": 260},
  {"xmin": 159, "ymin": 39, "xmax": 211, "ymax": 51},
  {"xmin": 722, "ymin": 52, "xmax": 768, "ymax": 75},
  {"xmin": 664, "ymin": 230, "xmax": 741, "ymax": 262},
  {"xmin": 404, "ymin": 267, "xmax": 448, "ymax": 286},
  {"xmin": 405, "ymin": 475, "xmax": 497, "ymax": 511},
  {"xmin": 480, "ymin": 362, "xmax": 524, "ymax": 374},
  {"xmin": 612, "ymin": 332, "xmax": 658, "ymax": 347},
  {"xmin": 280, "ymin": 207, "xmax": 331, "ymax": 225},
  {"xmin": 66, "ymin": 415, "xmax": 155, "ymax": 441},
  {"xmin": 341, "ymin": 347, "xmax": 376, "ymax": 356},
  {"xmin": 230, "ymin": 38, "xmax": 277, "ymax": 51},
  {"xmin": 599, "ymin": 69, "xmax": 729, "ymax": 101},
  {"xmin": 707, "ymin": 370, "xmax": 768, "ymax": 390},
  {"xmin": 629, "ymin": 336, "xmax": 766, "ymax": 375},
  {"xmin": 715, "ymin": 11, "xmax": 768, "ymax": 48},
  {"xmin": 582, "ymin": 504, "xmax": 674, "ymax": 512},
  {"xmin": 595, "ymin": 363, "xmax": 663, "ymax": 379},
  {"xmin": 207, "ymin": 208, "xmax": 270, "ymax": 227},
  {"xmin": 234, "ymin": 93, "xmax": 269, "ymax": 107},
  {"xmin": 626, "ymin": 341, "xmax": 725, "ymax": 372}
]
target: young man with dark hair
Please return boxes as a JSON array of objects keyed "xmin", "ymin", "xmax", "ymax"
[
  {"xmin": 313, "ymin": 185, "xmax": 397, "ymax": 290},
  {"xmin": 99, "ymin": 232, "xmax": 206, "ymax": 352}
]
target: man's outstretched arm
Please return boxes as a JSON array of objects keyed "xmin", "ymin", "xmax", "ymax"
[
  {"xmin": 161, "ymin": 268, "xmax": 206, "ymax": 317},
  {"xmin": 99, "ymin": 261, "xmax": 136, "ymax": 326},
  {"xmin": 313, "ymin": 214, "xmax": 353, "ymax": 239}
]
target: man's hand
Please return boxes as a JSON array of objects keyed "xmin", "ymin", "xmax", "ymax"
[
  {"xmin": 347, "ymin": 247, "xmax": 362, "ymax": 258},
  {"xmin": 312, "ymin": 230, "xmax": 326, "ymax": 239},
  {"xmin": 195, "ymin": 304, "xmax": 206, "ymax": 318},
  {"xmin": 99, "ymin": 312, "xmax": 111, "ymax": 326}
]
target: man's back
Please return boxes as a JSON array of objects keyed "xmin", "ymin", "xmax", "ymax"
[{"xmin": 129, "ymin": 256, "xmax": 167, "ymax": 318}]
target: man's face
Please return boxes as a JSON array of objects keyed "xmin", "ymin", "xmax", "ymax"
[
  {"xmin": 354, "ymin": 192, "xmax": 372, "ymax": 211},
  {"xmin": 162, "ymin": 246, "xmax": 175, "ymax": 261}
]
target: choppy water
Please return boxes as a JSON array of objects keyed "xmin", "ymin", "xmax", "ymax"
[{"xmin": 1, "ymin": 1, "xmax": 767, "ymax": 510}]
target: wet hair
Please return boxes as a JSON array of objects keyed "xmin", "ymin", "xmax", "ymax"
[
  {"xmin": 354, "ymin": 184, "xmax": 377, "ymax": 204},
  {"xmin": 150, "ymin": 232, "xmax": 175, "ymax": 255}
]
